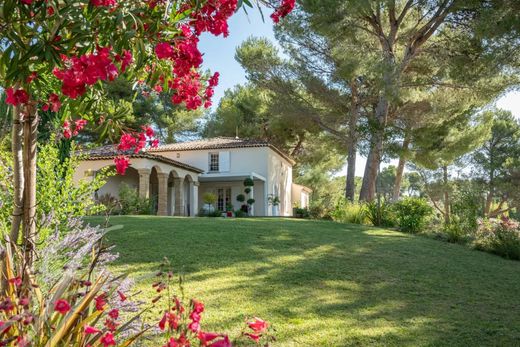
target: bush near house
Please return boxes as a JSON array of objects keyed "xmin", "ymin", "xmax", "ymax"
[{"xmin": 117, "ymin": 183, "xmax": 155, "ymax": 215}]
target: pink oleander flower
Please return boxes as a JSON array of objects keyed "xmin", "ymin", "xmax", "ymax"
[
  {"xmin": 114, "ymin": 156, "xmax": 130, "ymax": 175},
  {"xmin": 5, "ymin": 88, "xmax": 29, "ymax": 106}
]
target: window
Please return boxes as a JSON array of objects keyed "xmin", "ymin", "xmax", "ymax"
[
  {"xmin": 209, "ymin": 153, "xmax": 219, "ymax": 172},
  {"xmin": 217, "ymin": 188, "xmax": 232, "ymax": 211}
]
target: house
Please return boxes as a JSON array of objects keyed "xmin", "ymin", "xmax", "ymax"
[{"xmin": 73, "ymin": 137, "xmax": 312, "ymax": 217}]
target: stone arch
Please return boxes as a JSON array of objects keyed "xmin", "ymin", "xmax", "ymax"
[
  {"xmin": 167, "ymin": 169, "xmax": 180, "ymax": 216},
  {"xmin": 95, "ymin": 166, "xmax": 139, "ymax": 201}
]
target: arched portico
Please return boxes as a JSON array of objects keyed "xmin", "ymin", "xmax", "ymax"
[{"xmin": 74, "ymin": 153, "xmax": 203, "ymax": 217}]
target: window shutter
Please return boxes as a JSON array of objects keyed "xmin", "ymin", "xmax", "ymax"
[{"xmin": 219, "ymin": 151, "xmax": 230, "ymax": 172}]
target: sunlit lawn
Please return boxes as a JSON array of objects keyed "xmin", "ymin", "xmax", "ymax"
[{"xmin": 87, "ymin": 216, "xmax": 520, "ymax": 346}]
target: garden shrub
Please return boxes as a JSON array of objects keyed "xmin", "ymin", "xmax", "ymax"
[
  {"xmin": 364, "ymin": 200, "xmax": 396, "ymax": 227},
  {"xmin": 440, "ymin": 216, "xmax": 474, "ymax": 244},
  {"xmin": 0, "ymin": 140, "xmax": 109, "ymax": 241},
  {"xmin": 118, "ymin": 183, "xmax": 154, "ymax": 215},
  {"xmin": 393, "ymin": 197, "xmax": 433, "ymax": 233},
  {"xmin": 235, "ymin": 209, "xmax": 248, "ymax": 218},
  {"xmin": 450, "ymin": 186, "xmax": 482, "ymax": 234},
  {"xmin": 474, "ymin": 217, "xmax": 520, "ymax": 260},
  {"xmin": 294, "ymin": 207, "xmax": 311, "ymax": 218},
  {"xmin": 330, "ymin": 198, "xmax": 366, "ymax": 224}
]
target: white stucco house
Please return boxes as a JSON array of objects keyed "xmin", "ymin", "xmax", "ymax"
[{"xmin": 74, "ymin": 137, "xmax": 311, "ymax": 217}]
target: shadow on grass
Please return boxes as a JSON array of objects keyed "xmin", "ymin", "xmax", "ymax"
[{"xmin": 88, "ymin": 216, "xmax": 520, "ymax": 346}]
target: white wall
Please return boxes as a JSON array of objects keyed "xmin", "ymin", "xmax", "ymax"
[
  {"xmin": 267, "ymin": 150, "xmax": 293, "ymax": 216},
  {"xmin": 156, "ymin": 147, "xmax": 270, "ymax": 177}
]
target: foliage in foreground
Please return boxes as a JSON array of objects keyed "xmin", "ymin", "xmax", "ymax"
[
  {"xmin": 0, "ymin": 140, "xmax": 108, "ymax": 241},
  {"xmin": 0, "ymin": 218, "xmax": 276, "ymax": 346}
]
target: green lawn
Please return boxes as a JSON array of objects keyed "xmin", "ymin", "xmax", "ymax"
[{"xmin": 87, "ymin": 216, "xmax": 520, "ymax": 346}]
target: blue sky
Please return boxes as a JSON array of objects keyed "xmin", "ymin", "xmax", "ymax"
[{"xmin": 199, "ymin": 8, "xmax": 520, "ymax": 176}]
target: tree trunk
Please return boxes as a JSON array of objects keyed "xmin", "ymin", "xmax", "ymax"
[
  {"xmin": 359, "ymin": 97, "xmax": 388, "ymax": 202},
  {"xmin": 392, "ymin": 136, "xmax": 410, "ymax": 201},
  {"xmin": 484, "ymin": 171, "xmax": 494, "ymax": 217},
  {"xmin": 443, "ymin": 165, "xmax": 450, "ymax": 225},
  {"xmin": 10, "ymin": 104, "xmax": 24, "ymax": 244},
  {"xmin": 22, "ymin": 106, "xmax": 38, "ymax": 271},
  {"xmin": 345, "ymin": 79, "xmax": 359, "ymax": 202}
]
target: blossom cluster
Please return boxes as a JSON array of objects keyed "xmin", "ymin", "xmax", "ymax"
[
  {"xmin": 5, "ymin": 87, "xmax": 29, "ymax": 106},
  {"xmin": 271, "ymin": 0, "xmax": 296, "ymax": 23},
  {"xmin": 114, "ymin": 125, "xmax": 158, "ymax": 175},
  {"xmin": 62, "ymin": 119, "xmax": 87, "ymax": 139},
  {"xmin": 52, "ymin": 47, "xmax": 132, "ymax": 99}
]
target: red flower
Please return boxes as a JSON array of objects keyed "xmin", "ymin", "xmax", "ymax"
[
  {"xmin": 53, "ymin": 47, "xmax": 119, "ymax": 99},
  {"xmin": 114, "ymin": 156, "xmax": 130, "ymax": 175},
  {"xmin": 117, "ymin": 290, "xmax": 127, "ymax": 302},
  {"xmin": 100, "ymin": 332, "xmax": 116, "ymax": 347},
  {"xmin": 208, "ymin": 72, "xmax": 219, "ymax": 87},
  {"xmin": 91, "ymin": 0, "xmax": 117, "ymax": 7},
  {"xmin": 247, "ymin": 317, "xmax": 268, "ymax": 333},
  {"xmin": 155, "ymin": 42, "xmax": 174, "ymax": 59},
  {"xmin": 54, "ymin": 299, "xmax": 71, "ymax": 315},
  {"xmin": 271, "ymin": 0, "xmax": 295, "ymax": 23},
  {"xmin": 108, "ymin": 308, "xmax": 119, "ymax": 320},
  {"xmin": 116, "ymin": 49, "xmax": 133, "ymax": 72},
  {"xmin": 9, "ymin": 276, "xmax": 22, "ymax": 287},
  {"xmin": 143, "ymin": 125, "xmax": 154, "ymax": 138},
  {"xmin": 118, "ymin": 133, "xmax": 137, "ymax": 151},
  {"xmin": 74, "ymin": 119, "xmax": 87, "ymax": 131},
  {"xmin": 84, "ymin": 325, "xmax": 101, "ymax": 334},
  {"xmin": 21, "ymin": 0, "xmax": 32, "ymax": 4},
  {"xmin": 5, "ymin": 88, "xmax": 29, "ymax": 106},
  {"xmin": 188, "ymin": 320, "xmax": 200, "ymax": 332},
  {"xmin": 26, "ymin": 71, "xmax": 38, "ymax": 83},
  {"xmin": 48, "ymin": 93, "xmax": 61, "ymax": 112},
  {"xmin": 94, "ymin": 294, "xmax": 107, "ymax": 311},
  {"xmin": 104, "ymin": 318, "xmax": 118, "ymax": 331},
  {"xmin": 198, "ymin": 332, "xmax": 221, "ymax": 346},
  {"xmin": 245, "ymin": 333, "xmax": 261, "ymax": 343},
  {"xmin": 159, "ymin": 311, "xmax": 179, "ymax": 331}
]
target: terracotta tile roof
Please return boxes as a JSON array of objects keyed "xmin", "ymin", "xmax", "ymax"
[
  {"xmin": 77, "ymin": 146, "xmax": 203, "ymax": 173},
  {"xmin": 148, "ymin": 137, "xmax": 296, "ymax": 165}
]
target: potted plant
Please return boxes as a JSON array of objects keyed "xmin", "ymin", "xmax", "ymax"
[{"xmin": 226, "ymin": 203, "xmax": 234, "ymax": 217}]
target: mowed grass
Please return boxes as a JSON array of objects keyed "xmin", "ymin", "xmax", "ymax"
[{"xmin": 87, "ymin": 216, "xmax": 520, "ymax": 346}]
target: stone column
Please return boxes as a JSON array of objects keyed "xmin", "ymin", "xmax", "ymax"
[
  {"xmin": 138, "ymin": 168, "xmax": 151, "ymax": 199},
  {"xmin": 249, "ymin": 175, "xmax": 255, "ymax": 216},
  {"xmin": 157, "ymin": 172, "xmax": 169, "ymax": 216},
  {"xmin": 191, "ymin": 182, "xmax": 199, "ymax": 217},
  {"xmin": 174, "ymin": 177, "xmax": 185, "ymax": 216}
]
